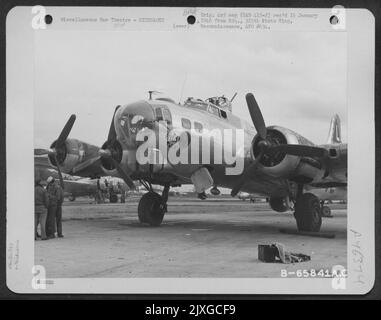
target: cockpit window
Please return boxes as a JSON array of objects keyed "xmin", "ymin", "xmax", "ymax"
[
  {"xmin": 128, "ymin": 115, "xmax": 144, "ymax": 134},
  {"xmin": 181, "ymin": 118, "xmax": 191, "ymax": 129},
  {"xmin": 131, "ymin": 114, "xmax": 144, "ymax": 125},
  {"xmin": 194, "ymin": 122, "xmax": 203, "ymax": 133},
  {"xmin": 128, "ymin": 114, "xmax": 154, "ymax": 134},
  {"xmin": 155, "ymin": 108, "xmax": 164, "ymax": 121},
  {"xmin": 162, "ymin": 108, "xmax": 172, "ymax": 125}
]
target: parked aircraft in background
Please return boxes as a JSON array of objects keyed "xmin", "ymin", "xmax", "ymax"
[
  {"xmin": 35, "ymin": 92, "xmax": 347, "ymax": 232},
  {"xmin": 237, "ymin": 192, "xmax": 267, "ymax": 203},
  {"xmin": 35, "ymin": 155, "xmax": 98, "ymax": 200},
  {"xmin": 307, "ymin": 114, "xmax": 346, "ymax": 217}
]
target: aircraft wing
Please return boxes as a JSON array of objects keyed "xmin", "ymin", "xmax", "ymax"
[
  {"xmin": 308, "ymin": 142, "xmax": 347, "ymax": 188},
  {"xmin": 230, "ymin": 93, "xmax": 347, "ymax": 196}
]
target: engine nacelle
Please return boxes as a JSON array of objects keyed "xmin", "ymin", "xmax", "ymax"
[
  {"xmin": 251, "ymin": 126, "xmax": 323, "ymax": 181},
  {"xmin": 48, "ymin": 138, "xmax": 100, "ymax": 174},
  {"xmin": 99, "ymin": 140, "xmax": 136, "ymax": 177}
]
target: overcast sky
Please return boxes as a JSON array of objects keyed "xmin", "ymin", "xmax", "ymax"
[{"xmin": 34, "ymin": 30, "xmax": 347, "ymax": 147}]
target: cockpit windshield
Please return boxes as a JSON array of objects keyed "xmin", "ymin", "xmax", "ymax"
[
  {"xmin": 129, "ymin": 114, "xmax": 146, "ymax": 134},
  {"xmin": 117, "ymin": 101, "xmax": 156, "ymax": 143},
  {"xmin": 123, "ymin": 114, "xmax": 154, "ymax": 136}
]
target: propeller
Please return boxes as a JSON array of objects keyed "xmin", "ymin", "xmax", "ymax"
[
  {"xmin": 34, "ymin": 148, "xmax": 53, "ymax": 156},
  {"xmin": 72, "ymin": 107, "xmax": 121, "ymax": 174},
  {"xmin": 107, "ymin": 106, "xmax": 120, "ymax": 142},
  {"xmin": 52, "ymin": 115, "xmax": 76, "ymax": 190},
  {"xmin": 231, "ymin": 150, "xmax": 264, "ymax": 197},
  {"xmin": 99, "ymin": 106, "xmax": 136, "ymax": 190},
  {"xmin": 34, "ymin": 115, "xmax": 76, "ymax": 159},
  {"xmin": 98, "ymin": 149, "xmax": 135, "ymax": 189},
  {"xmin": 267, "ymin": 144, "xmax": 327, "ymax": 158},
  {"xmin": 70, "ymin": 106, "xmax": 135, "ymax": 190},
  {"xmin": 56, "ymin": 114, "xmax": 76, "ymax": 147},
  {"xmin": 231, "ymin": 93, "xmax": 327, "ymax": 197},
  {"xmin": 53, "ymin": 154, "xmax": 65, "ymax": 190},
  {"xmin": 34, "ymin": 115, "xmax": 77, "ymax": 189},
  {"xmin": 246, "ymin": 93, "xmax": 267, "ymax": 140}
]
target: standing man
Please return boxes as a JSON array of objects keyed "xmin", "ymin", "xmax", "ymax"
[
  {"xmin": 34, "ymin": 178, "xmax": 48, "ymax": 240},
  {"xmin": 55, "ymin": 180, "xmax": 64, "ymax": 238},
  {"xmin": 96, "ymin": 177, "xmax": 102, "ymax": 204},
  {"xmin": 46, "ymin": 176, "xmax": 61, "ymax": 238},
  {"xmin": 119, "ymin": 182, "xmax": 126, "ymax": 203}
]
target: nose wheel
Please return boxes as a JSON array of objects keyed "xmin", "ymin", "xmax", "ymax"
[{"xmin": 138, "ymin": 184, "xmax": 169, "ymax": 226}]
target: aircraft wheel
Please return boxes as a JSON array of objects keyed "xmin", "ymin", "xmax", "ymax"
[
  {"xmin": 138, "ymin": 192, "xmax": 165, "ymax": 226},
  {"xmin": 269, "ymin": 196, "xmax": 289, "ymax": 213},
  {"xmin": 294, "ymin": 193, "xmax": 322, "ymax": 232},
  {"xmin": 321, "ymin": 206, "xmax": 332, "ymax": 217},
  {"xmin": 68, "ymin": 195, "xmax": 75, "ymax": 202}
]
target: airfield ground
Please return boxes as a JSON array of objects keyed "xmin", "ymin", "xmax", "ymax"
[{"xmin": 35, "ymin": 196, "xmax": 347, "ymax": 279}]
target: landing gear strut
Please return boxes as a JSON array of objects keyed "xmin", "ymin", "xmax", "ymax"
[
  {"xmin": 293, "ymin": 186, "xmax": 322, "ymax": 232},
  {"xmin": 138, "ymin": 183, "xmax": 169, "ymax": 226}
]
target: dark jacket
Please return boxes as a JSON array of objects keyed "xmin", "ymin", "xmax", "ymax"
[
  {"xmin": 47, "ymin": 182, "xmax": 64, "ymax": 206},
  {"xmin": 35, "ymin": 184, "xmax": 48, "ymax": 214}
]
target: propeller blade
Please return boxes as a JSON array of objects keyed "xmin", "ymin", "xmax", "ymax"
[
  {"xmin": 269, "ymin": 144, "xmax": 327, "ymax": 158},
  {"xmin": 110, "ymin": 158, "xmax": 135, "ymax": 190},
  {"xmin": 34, "ymin": 148, "xmax": 53, "ymax": 156},
  {"xmin": 107, "ymin": 106, "xmax": 121, "ymax": 142},
  {"xmin": 56, "ymin": 114, "xmax": 76, "ymax": 147},
  {"xmin": 246, "ymin": 93, "xmax": 267, "ymax": 140},
  {"xmin": 231, "ymin": 151, "xmax": 264, "ymax": 197},
  {"xmin": 98, "ymin": 149, "xmax": 135, "ymax": 190},
  {"xmin": 53, "ymin": 154, "xmax": 65, "ymax": 190},
  {"xmin": 72, "ymin": 156, "xmax": 101, "ymax": 174}
]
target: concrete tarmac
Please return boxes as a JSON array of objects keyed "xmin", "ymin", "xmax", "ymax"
[{"xmin": 35, "ymin": 196, "xmax": 347, "ymax": 278}]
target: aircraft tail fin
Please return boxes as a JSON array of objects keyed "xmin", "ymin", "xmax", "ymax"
[{"xmin": 327, "ymin": 114, "xmax": 342, "ymax": 144}]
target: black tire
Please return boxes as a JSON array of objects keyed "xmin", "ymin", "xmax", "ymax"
[
  {"xmin": 138, "ymin": 192, "xmax": 165, "ymax": 226},
  {"xmin": 322, "ymin": 206, "xmax": 332, "ymax": 217},
  {"xmin": 109, "ymin": 194, "xmax": 118, "ymax": 203},
  {"xmin": 294, "ymin": 193, "xmax": 322, "ymax": 232},
  {"xmin": 138, "ymin": 194, "xmax": 149, "ymax": 223},
  {"xmin": 68, "ymin": 195, "xmax": 75, "ymax": 201},
  {"xmin": 269, "ymin": 196, "xmax": 289, "ymax": 213}
]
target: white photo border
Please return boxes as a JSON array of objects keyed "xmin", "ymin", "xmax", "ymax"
[{"xmin": 6, "ymin": 6, "xmax": 375, "ymax": 294}]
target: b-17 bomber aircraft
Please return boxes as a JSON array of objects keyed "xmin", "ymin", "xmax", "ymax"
[{"xmin": 35, "ymin": 92, "xmax": 347, "ymax": 232}]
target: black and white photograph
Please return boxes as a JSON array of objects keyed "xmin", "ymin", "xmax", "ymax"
[{"xmin": 4, "ymin": 6, "xmax": 376, "ymax": 295}]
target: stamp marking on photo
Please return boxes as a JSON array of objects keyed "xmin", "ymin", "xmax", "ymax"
[{"xmin": 5, "ymin": 6, "xmax": 375, "ymax": 294}]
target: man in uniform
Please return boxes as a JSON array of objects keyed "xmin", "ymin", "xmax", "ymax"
[
  {"xmin": 35, "ymin": 178, "xmax": 48, "ymax": 240},
  {"xmin": 46, "ymin": 176, "xmax": 64, "ymax": 238},
  {"xmin": 55, "ymin": 180, "xmax": 64, "ymax": 238}
]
